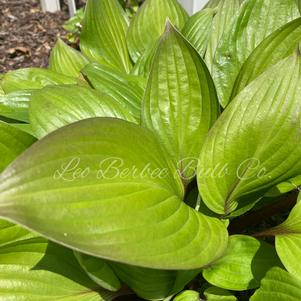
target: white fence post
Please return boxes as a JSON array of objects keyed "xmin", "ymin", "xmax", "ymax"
[
  {"xmin": 40, "ymin": 0, "xmax": 61, "ymax": 13},
  {"xmin": 178, "ymin": 0, "xmax": 208, "ymax": 15},
  {"xmin": 68, "ymin": 0, "xmax": 77, "ymax": 17}
]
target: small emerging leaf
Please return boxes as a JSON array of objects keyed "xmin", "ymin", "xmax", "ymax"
[
  {"xmin": 204, "ymin": 286, "xmax": 237, "ymax": 301},
  {"xmin": 174, "ymin": 290, "xmax": 199, "ymax": 301}
]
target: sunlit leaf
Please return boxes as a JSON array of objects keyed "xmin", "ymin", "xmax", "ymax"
[
  {"xmin": 82, "ymin": 63, "xmax": 145, "ymax": 119},
  {"xmin": 198, "ymin": 53, "xmax": 301, "ymax": 215},
  {"xmin": 232, "ymin": 17, "xmax": 301, "ymax": 98},
  {"xmin": 174, "ymin": 290, "xmax": 199, "ymax": 301},
  {"xmin": 0, "ymin": 90, "xmax": 31, "ymax": 122},
  {"xmin": 203, "ymin": 235, "xmax": 281, "ymax": 290},
  {"xmin": 143, "ymin": 23, "xmax": 219, "ymax": 182},
  {"xmin": 49, "ymin": 39, "xmax": 89, "ymax": 77},
  {"xmin": 1, "ymin": 68, "xmax": 76, "ymax": 93},
  {"xmin": 80, "ymin": 0, "xmax": 132, "ymax": 73},
  {"xmin": 0, "ymin": 118, "xmax": 228, "ymax": 270},
  {"xmin": 212, "ymin": 0, "xmax": 299, "ymax": 107},
  {"xmin": 127, "ymin": 0, "xmax": 188, "ymax": 62},
  {"xmin": 182, "ymin": 8, "xmax": 215, "ymax": 57},
  {"xmin": 204, "ymin": 286, "xmax": 237, "ymax": 301},
  {"xmin": 29, "ymin": 85, "xmax": 137, "ymax": 138},
  {"xmin": 205, "ymin": 0, "xmax": 241, "ymax": 70},
  {"xmin": 250, "ymin": 267, "xmax": 301, "ymax": 301},
  {"xmin": 0, "ymin": 238, "xmax": 114, "ymax": 300}
]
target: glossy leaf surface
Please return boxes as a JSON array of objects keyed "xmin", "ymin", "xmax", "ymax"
[
  {"xmin": 212, "ymin": 0, "xmax": 299, "ymax": 107},
  {"xmin": 143, "ymin": 23, "xmax": 219, "ymax": 182},
  {"xmin": 198, "ymin": 53, "xmax": 301, "ymax": 215},
  {"xmin": 0, "ymin": 238, "xmax": 114, "ymax": 300},
  {"xmin": 29, "ymin": 85, "xmax": 137, "ymax": 138},
  {"xmin": 232, "ymin": 18, "xmax": 301, "ymax": 98},
  {"xmin": 82, "ymin": 63, "xmax": 144, "ymax": 120},
  {"xmin": 250, "ymin": 267, "xmax": 301, "ymax": 301},
  {"xmin": 203, "ymin": 235, "xmax": 281, "ymax": 291},
  {"xmin": 0, "ymin": 90, "xmax": 31, "ymax": 122},
  {"xmin": 127, "ymin": 0, "xmax": 188, "ymax": 62},
  {"xmin": 80, "ymin": 0, "xmax": 132, "ymax": 72},
  {"xmin": 49, "ymin": 39, "xmax": 89, "ymax": 77},
  {"xmin": 182, "ymin": 8, "xmax": 215, "ymax": 57},
  {"xmin": 0, "ymin": 121, "xmax": 36, "ymax": 172},
  {"xmin": 1, "ymin": 68, "xmax": 76, "ymax": 93},
  {"xmin": 0, "ymin": 118, "xmax": 228, "ymax": 270}
]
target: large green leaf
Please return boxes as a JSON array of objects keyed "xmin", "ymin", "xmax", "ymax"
[
  {"xmin": 232, "ymin": 18, "xmax": 301, "ymax": 98},
  {"xmin": 29, "ymin": 85, "xmax": 137, "ymax": 138},
  {"xmin": 142, "ymin": 23, "xmax": 219, "ymax": 182},
  {"xmin": 126, "ymin": 0, "xmax": 188, "ymax": 62},
  {"xmin": 204, "ymin": 0, "xmax": 241, "ymax": 70},
  {"xmin": 174, "ymin": 290, "xmax": 199, "ymax": 301},
  {"xmin": 204, "ymin": 287, "xmax": 237, "ymax": 301},
  {"xmin": 82, "ymin": 63, "xmax": 145, "ymax": 119},
  {"xmin": 80, "ymin": 0, "xmax": 132, "ymax": 73},
  {"xmin": 110, "ymin": 263, "xmax": 199, "ymax": 300},
  {"xmin": 49, "ymin": 39, "xmax": 89, "ymax": 77},
  {"xmin": 0, "ymin": 90, "xmax": 31, "ymax": 122},
  {"xmin": 0, "ymin": 238, "xmax": 114, "ymax": 300},
  {"xmin": 0, "ymin": 220, "xmax": 36, "ymax": 248},
  {"xmin": 1, "ymin": 68, "xmax": 77, "ymax": 93},
  {"xmin": 198, "ymin": 53, "xmax": 301, "ymax": 215},
  {"xmin": 0, "ymin": 121, "xmax": 36, "ymax": 172},
  {"xmin": 0, "ymin": 118, "xmax": 228, "ymax": 270},
  {"xmin": 250, "ymin": 267, "xmax": 301, "ymax": 301},
  {"xmin": 182, "ymin": 8, "xmax": 215, "ymax": 57},
  {"xmin": 212, "ymin": 0, "xmax": 300, "ymax": 107},
  {"xmin": 74, "ymin": 253, "xmax": 121, "ymax": 292},
  {"xmin": 203, "ymin": 235, "xmax": 281, "ymax": 291}
]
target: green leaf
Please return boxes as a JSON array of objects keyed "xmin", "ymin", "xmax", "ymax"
[
  {"xmin": 198, "ymin": 53, "xmax": 301, "ymax": 215},
  {"xmin": 0, "ymin": 90, "xmax": 31, "ymax": 122},
  {"xmin": 110, "ymin": 263, "xmax": 199, "ymax": 300},
  {"xmin": 80, "ymin": 0, "xmax": 132, "ymax": 73},
  {"xmin": 204, "ymin": 0, "xmax": 241, "ymax": 70},
  {"xmin": 49, "ymin": 39, "xmax": 89, "ymax": 77},
  {"xmin": 0, "ymin": 237, "xmax": 114, "ymax": 300},
  {"xmin": 212, "ymin": 0, "xmax": 300, "ymax": 107},
  {"xmin": 82, "ymin": 63, "xmax": 145, "ymax": 120},
  {"xmin": 174, "ymin": 290, "xmax": 199, "ymax": 301},
  {"xmin": 142, "ymin": 23, "xmax": 219, "ymax": 182},
  {"xmin": 130, "ymin": 39, "xmax": 159, "ymax": 78},
  {"xmin": 0, "ymin": 121, "xmax": 36, "ymax": 172},
  {"xmin": 0, "ymin": 220, "xmax": 36, "ymax": 248},
  {"xmin": 10, "ymin": 123, "xmax": 36, "ymax": 137},
  {"xmin": 29, "ymin": 85, "xmax": 137, "ymax": 138},
  {"xmin": 1, "ymin": 68, "xmax": 77, "ymax": 93},
  {"xmin": 250, "ymin": 267, "xmax": 301, "ymax": 301},
  {"xmin": 126, "ymin": 0, "xmax": 188, "ymax": 62},
  {"xmin": 204, "ymin": 286, "xmax": 237, "ymax": 301},
  {"xmin": 74, "ymin": 252, "xmax": 121, "ymax": 292},
  {"xmin": 266, "ymin": 201, "xmax": 301, "ymax": 278},
  {"xmin": 232, "ymin": 18, "xmax": 301, "ymax": 98},
  {"xmin": 203, "ymin": 235, "xmax": 282, "ymax": 291},
  {"xmin": 0, "ymin": 118, "xmax": 228, "ymax": 270},
  {"xmin": 182, "ymin": 8, "xmax": 216, "ymax": 57}
]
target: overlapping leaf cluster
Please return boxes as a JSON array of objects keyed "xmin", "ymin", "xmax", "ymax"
[{"xmin": 1, "ymin": 0, "xmax": 301, "ymax": 300}]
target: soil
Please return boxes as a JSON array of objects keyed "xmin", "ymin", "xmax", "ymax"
[{"xmin": 0, "ymin": 0, "xmax": 84, "ymax": 73}]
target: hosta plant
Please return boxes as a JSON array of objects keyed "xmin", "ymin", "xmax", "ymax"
[{"xmin": 1, "ymin": 0, "xmax": 301, "ymax": 300}]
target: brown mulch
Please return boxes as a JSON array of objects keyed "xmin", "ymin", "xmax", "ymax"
[{"xmin": 0, "ymin": 0, "xmax": 71, "ymax": 74}]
